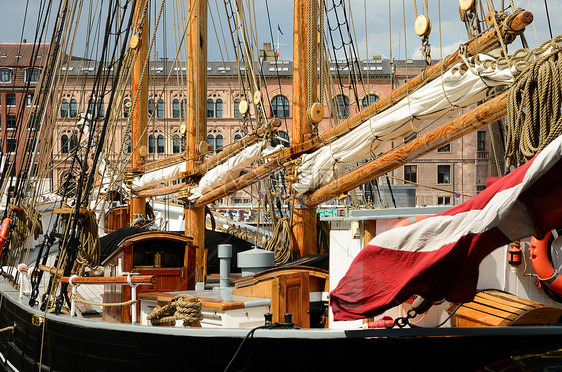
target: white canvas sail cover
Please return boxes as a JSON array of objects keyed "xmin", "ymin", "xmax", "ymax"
[{"xmin": 293, "ymin": 53, "xmax": 518, "ymax": 193}]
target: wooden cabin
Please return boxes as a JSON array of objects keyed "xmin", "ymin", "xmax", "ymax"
[{"xmin": 101, "ymin": 231, "xmax": 197, "ymax": 322}]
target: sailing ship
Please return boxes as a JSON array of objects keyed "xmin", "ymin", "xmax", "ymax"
[{"xmin": 1, "ymin": 0, "xmax": 562, "ymax": 371}]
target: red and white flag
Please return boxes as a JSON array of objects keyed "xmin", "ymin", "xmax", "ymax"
[{"xmin": 330, "ymin": 134, "xmax": 562, "ymax": 321}]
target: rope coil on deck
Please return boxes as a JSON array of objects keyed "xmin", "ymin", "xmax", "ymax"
[{"xmin": 146, "ymin": 294, "xmax": 203, "ymax": 326}]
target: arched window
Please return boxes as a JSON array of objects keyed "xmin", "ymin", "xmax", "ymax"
[
  {"xmin": 234, "ymin": 134, "xmax": 242, "ymax": 142},
  {"xmin": 207, "ymin": 134, "xmax": 215, "ymax": 151},
  {"xmin": 69, "ymin": 99, "xmax": 77, "ymax": 118},
  {"xmin": 271, "ymin": 95, "xmax": 290, "ymax": 118},
  {"xmin": 156, "ymin": 99, "xmax": 164, "ymax": 118},
  {"xmin": 88, "ymin": 99, "xmax": 104, "ymax": 118},
  {"xmin": 333, "ymin": 94, "xmax": 349, "ymax": 118},
  {"xmin": 173, "ymin": 99, "xmax": 180, "ymax": 118},
  {"xmin": 173, "ymin": 134, "xmax": 183, "ymax": 153},
  {"xmin": 61, "ymin": 135, "xmax": 69, "ymax": 153},
  {"xmin": 207, "ymin": 99, "xmax": 214, "ymax": 118},
  {"xmin": 234, "ymin": 99, "xmax": 241, "ymax": 118},
  {"xmin": 157, "ymin": 134, "xmax": 165, "ymax": 153},
  {"xmin": 148, "ymin": 135, "xmax": 155, "ymax": 153},
  {"xmin": 215, "ymin": 134, "xmax": 223, "ymax": 153},
  {"xmin": 272, "ymin": 130, "xmax": 290, "ymax": 147},
  {"xmin": 125, "ymin": 136, "xmax": 131, "ymax": 153},
  {"xmin": 181, "ymin": 99, "xmax": 187, "ymax": 118},
  {"xmin": 215, "ymin": 99, "xmax": 223, "ymax": 118},
  {"xmin": 148, "ymin": 99, "xmax": 155, "ymax": 115},
  {"xmin": 61, "ymin": 99, "xmax": 69, "ymax": 118},
  {"xmin": 361, "ymin": 94, "xmax": 378, "ymax": 109},
  {"xmin": 124, "ymin": 99, "xmax": 131, "ymax": 118},
  {"xmin": 70, "ymin": 134, "xmax": 78, "ymax": 151}
]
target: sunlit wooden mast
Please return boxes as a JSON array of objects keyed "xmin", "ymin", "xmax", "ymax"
[
  {"xmin": 291, "ymin": 0, "xmax": 318, "ymax": 257},
  {"xmin": 130, "ymin": 0, "xmax": 149, "ymax": 224},
  {"xmin": 184, "ymin": 0, "xmax": 207, "ymax": 284}
]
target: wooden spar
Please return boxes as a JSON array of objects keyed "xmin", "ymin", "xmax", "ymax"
[
  {"xmin": 274, "ymin": 10, "xmax": 533, "ymax": 161},
  {"xmin": 126, "ymin": 119, "xmax": 280, "ymax": 179},
  {"xmin": 303, "ymin": 91, "xmax": 509, "ymax": 207},
  {"xmin": 193, "ymin": 160, "xmax": 280, "ymax": 208},
  {"xmin": 291, "ymin": 0, "xmax": 318, "ymax": 257},
  {"xmin": 138, "ymin": 183, "xmax": 184, "ymax": 198},
  {"xmin": 130, "ymin": 0, "xmax": 149, "ymax": 224},
  {"xmin": 184, "ymin": 0, "xmax": 207, "ymax": 284},
  {"xmin": 198, "ymin": 119, "xmax": 281, "ymax": 174},
  {"xmin": 59, "ymin": 275, "xmax": 158, "ymax": 285}
]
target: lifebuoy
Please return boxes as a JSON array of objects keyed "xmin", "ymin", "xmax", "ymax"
[
  {"xmin": 390, "ymin": 215, "xmax": 429, "ymax": 230},
  {"xmin": 0, "ymin": 217, "xmax": 12, "ymax": 255},
  {"xmin": 530, "ymin": 231, "xmax": 562, "ymax": 294}
]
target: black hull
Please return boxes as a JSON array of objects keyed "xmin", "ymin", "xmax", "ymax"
[{"xmin": 2, "ymin": 288, "xmax": 562, "ymax": 371}]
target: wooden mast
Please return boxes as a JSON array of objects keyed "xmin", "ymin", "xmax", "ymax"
[
  {"xmin": 291, "ymin": 0, "xmax": 318, "ymax": 257},
  {"xmin": 130, "ymin": 0, "xmax": 149, "ymax": 225},
  {"xmin": 184, "ymin": 0, "xmax": 207, "ymax": 284}
]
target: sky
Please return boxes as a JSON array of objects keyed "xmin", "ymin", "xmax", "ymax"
[{"xmin": 0, "ymin": 0, "xmax": 561, "ymax": 62}]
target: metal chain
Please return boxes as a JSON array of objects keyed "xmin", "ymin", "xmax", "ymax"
[{"xmin": 421, "ymin": 35, "xmax": 431, "ymax": 67}]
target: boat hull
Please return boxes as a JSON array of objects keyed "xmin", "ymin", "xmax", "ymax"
[{"xmin": 2, "ymin": 282, "xmax": 562, "ymax": 371}]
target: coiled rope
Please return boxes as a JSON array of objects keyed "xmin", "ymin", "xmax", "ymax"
[
  {"xmin": 506, "ymin": 35, "xmax": 562, "ymax": 167},
  {"xmin": 146, "ymin": 294, "xmax": 203, "ymax": 326},
  {"xmin": 10, "ymin": 205, "xmax": 43, "ymax": 250},
  {"xmin": 74, "ymin": 213, "xmax": 100, "ymax": 276},
  {"xmin": 263, "ymin": 216, "xmax": 292, "ymax": 265}
]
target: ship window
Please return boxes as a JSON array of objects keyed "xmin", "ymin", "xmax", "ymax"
[
  {"xmin": 361, "ymin": 94, "xmax": 378, "ymax": 108},
  {"xmin": 437, "ymin": 165, "xmax": 450, "ymax": 184},
  {"xmin": 404, "ymin": 165, "xmax": 417, "ymax": 183},
  {"xmin": 0, "ymin": 68, "xmax": 12, "ymax": 83},
  {"xmin": 215, "ymin": 99, "xmax": 223, "ymax": 118},
  {"xmin": 207, "ymin": 99, "xmax": 214, "ymax": 118},
  {"xmin": 157, "ymin": 134, "xmax": 165, "ymax": 153},
  {"xmin": 332, "ymin": 94, "xmax": 349, "ymax": 118},
  {"xmin": 271, "ymin": 95, "xmax": 290, "ymax": 118}
]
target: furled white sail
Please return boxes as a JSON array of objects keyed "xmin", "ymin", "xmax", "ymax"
[{"xmin": 293, "ymin": 53, "xmax": 518, "ymax": 193}]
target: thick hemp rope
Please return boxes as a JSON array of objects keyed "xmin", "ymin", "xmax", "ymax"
[
  {"xmin": 506, "ymin": 35, "xmax": 562, "ymax": 167},
  {"xmin": 146, "ymin": 294, "xmax": 203, "ymax": 326},
  {"xmin": 263, "ymin": 216, "xmax": 292, "ymax": 265}
]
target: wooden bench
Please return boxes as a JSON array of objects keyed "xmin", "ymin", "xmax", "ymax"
[{"xmin": 447, "ymin": 290, "xmax": 562, "ymax": 327}]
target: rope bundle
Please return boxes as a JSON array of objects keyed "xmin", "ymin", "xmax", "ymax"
[
  {"xmin": 506, "ymin": 36, "xmax": 562, "ymax": 167},
  {"xmin": 10, "ymin": 205, "xmax": 43, "ymax": 250},
  {"xmin": 263, "ymin": 217, "xmax": 292, "ymax": 265},
  {"xmin": 146, "ymin": 294, "xmax": 203, "ymax": 326},
  {"xmin": 74, "ymin": 213, "xmax": 100, "ymax": 276}
]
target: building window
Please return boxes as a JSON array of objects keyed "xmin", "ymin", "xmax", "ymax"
[
  {"xmin": 333, "ymin": 94, "xmax": 349, "ymax": 118},
  {"xmin": 234, "ymin": 198, "xmax": 242, "ymax": 204},
  {"xmin": 61, "ymin": 135, "xmax": 69, "ymax": 153},
  {"xmin": 173, "ymin": 98, "xmax": 186, "ymax": 118},
  {"xmin": 234, "ymin": 99, "xmax": 241, "ymax": 118},
  {"xmin": 26, "ymin": 94, "xmax": 34, "ymax": 107},
  {"xmin": 125, "ymin": 136, "xmax": 131, "ymax": 153},
  {"xmin": 215, "ymin": 134, "xmax": 223, "ymax": 153},
  {"xmin": 207, "ymin": 134, "xmax": 215, "ymax": 152},
  {"xmin": 156, "ymin": 99, "xmax": 164, "ymax": 118},
  {"xmin": 234, "ymin": 134, "xmax": 242, "ymax": 142},
  {"xmin": 207, "ymin": 99, "xmax": 215, "ymax": 118},
  {"xmin": 87, "ymin": 99, "xmax": 104, "ymax": 118},
  {"xmin": 437, "ymin": 196, "xmax": 451, "ymax": 205},
  {"xmin": 61, "ymin": 134, "xmax": 77, "ymax": 153},
  {"xmin": 173, "ymin": 134, "xmax": 184, "ymax": 154},
  {"xmin": 404, "ymin": 165, "xmax": 417, "ymax": 183},
  {"xmin": 26, "ymin": 138, "xmax": 36, "ymax": 153},
  {"xmin": 476, "ymin": 185, "xmax": 486, "ymax": 193},
  {"xmin": 215, "ymin": 99, "xmax": 223, "ymax": 118},
  {"xmin": 27, "ymin": 113, "xmax": 38, "ymax": 130},
  {"xmin": 272, "ymin": 130, "xmax": 290, "ymax": 147},
  {"xmin": 437, "ymin": 165, "xmax": 451, "ymax": 184},
  {"xmin": 477, "ymin": 131, "xmax": 486, "ymax": 152},
  {"xmin": 157, "ymin": 134, "xmax": 165, "ymax": 153},
  {"xmin": 438, "ymin": 143, "xmax": 451, "ymax": 152},
  {"xmin": 0, "ymin": 69, "xmax": 11, "ymax": 83},
  {"xmin": 7, "ymin": 115, "xmax": 16, "ymax": 130},
  {"xmin": 6, "ymin": 94, "xmax": 15, "ymax": 106},
  {"xmin": 61, "ymin": 99, "xmax": 69, "ymax": 118},
  {"xmin": 148, "ymin": 135, "xmax": 154, "ymax": 153},
  {"xmin": 404, "ymin": 132, "xmax": 417, "ymax": 143},
  {"xmin": 25, "ymin": 68, "xmax": 41, "ymax": 83},
  {"xmin": 361, "ymin": 94, "xmax": 378, "ymax": 108},
  {"xmin": 271, "ymin": 95, "xmax": 290, "ymax": 118},
  {"xmin": 148, "ymin": 99, "xmax": 155, "ymax": 115},
  {"xmin": 69, "ymin": 99, "xmax": 77, "ymax": 118},
  {"xmin": 7, "ymin": 138, "xmax": 16, "ymax": 154}
]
